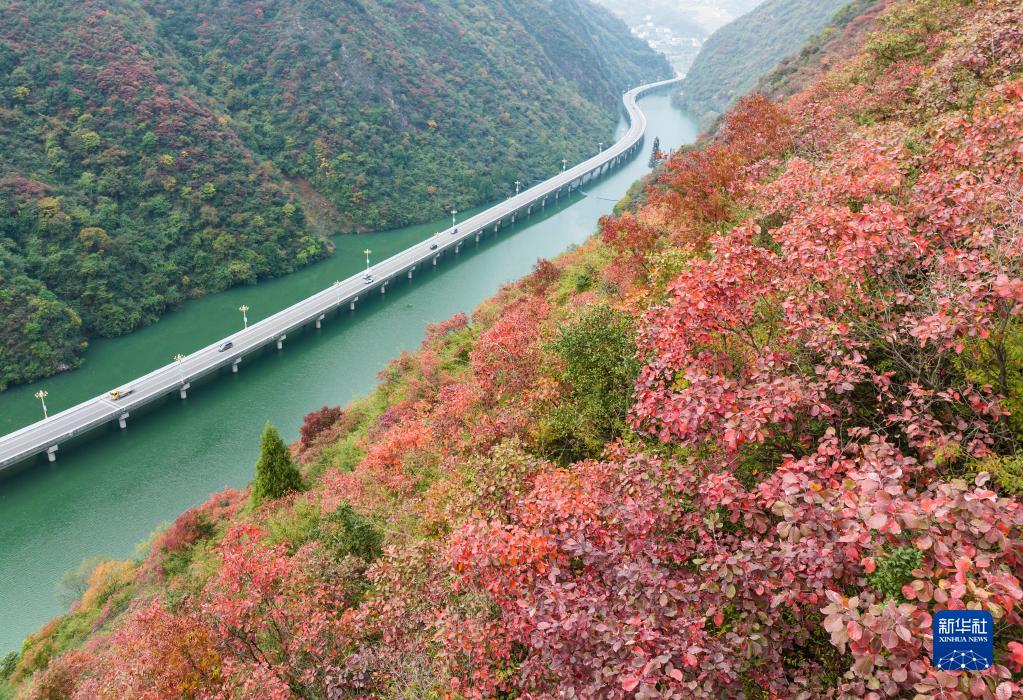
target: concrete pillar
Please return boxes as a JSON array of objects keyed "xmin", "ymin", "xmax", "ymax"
[
  {"xmin": 276, "ymin": 334, "xmax": 286, "ymax": 350},
  {"xmin": 46, "ymin": 445, "xmax": 58, "ymax": 462},
  {"xmin": 475, "ymin": 232, "xmax": 480, "ymax": 243},
  {"xmin": 350, "ymin": 299, "xmax": 356, "ymax": 310},
  {"xmin": 315, "ymin": 314, "xmax": 325, "ymax": 329},
  {"xmin": 381, "ymin": 282, "xmax": 387, "ymax": 295},
  {"xmin": 232, "ymin": 358, "xmax": 242, "ymax": 373},
  {"xmin": 511, "ymin": 214, "xmax": 516, "ymax": 224},
  {"xmin": 433, "ymin": 255, "xmax": 438, "ymax": 266},
  {"xmin": 179, "ymin": 382, "xmax": 190, "ymax": 400},
  {"xmin": 118, "ymin": 413, "xmax": 129, "ymax": 430},
  {"xmin": 455, "ymin": 244, "xmax": 461, "ymax": 254},
  {"xmin": 407, "ymin": 268, "xmax": 413, "ymax": 279},
  {"xmin": 542, "ymin": 197, "xmax": 547, "ymax": 209}
]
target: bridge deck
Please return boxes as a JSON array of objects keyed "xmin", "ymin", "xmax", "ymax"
[{"xmin": 0, "ymin": 77, "xmax": 680, "ymax": 471}]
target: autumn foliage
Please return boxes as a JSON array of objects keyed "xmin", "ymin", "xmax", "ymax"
[{"xmin": 8, "ymin": 1, "xmax": 1023, "ymax": 698}]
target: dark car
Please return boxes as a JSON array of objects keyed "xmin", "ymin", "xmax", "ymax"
[
  {"xmin": 218, "ymin": 341, "xmax": 233, "ymax": 352},
  {"xmin": 451, "ymin": 227, "xmax": 458, "ymax": 235},
  {"xmin": 429, "ymin": 243, "xmax": 438, "ymax": 250}
]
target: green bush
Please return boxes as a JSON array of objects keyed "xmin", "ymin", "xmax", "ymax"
[
  {"xmin": 544, "ymin": 304, "xmax": 642, "ymax": 460},
  {"xmin": 867, "ymin": 546, "xmax": 922, "ymax": 601},
  {"xmin": 319, "ymin": 504, "xmax": 383, "ymax": 562},
  {"xmin": 0, "ymin": 653, "xmax": 17, "ymax": 680}
]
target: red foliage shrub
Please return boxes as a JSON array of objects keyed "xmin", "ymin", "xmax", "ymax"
[
  {"xmin": 523, "ymin": 258, "xmax": 561, "ymax": 295},
  {"xmin": 299, "ymin": 405, "xmax": 343, "ymax": 448},
  {"xmin": 422, "ymin": 311, "xmax": 469, "ymax": 345}
]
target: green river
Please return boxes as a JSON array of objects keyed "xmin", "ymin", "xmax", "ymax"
[{"xmin": 0, "ymin": 93, "xmax": 697, "ymax": 652}]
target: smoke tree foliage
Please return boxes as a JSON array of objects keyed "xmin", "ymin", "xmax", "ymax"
[{"xmin": 7, "ymin": 1, "xmax": 1023, "ymax": 698}]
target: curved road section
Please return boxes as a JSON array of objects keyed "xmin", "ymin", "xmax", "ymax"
[{"xmin": 0, "ymin": 76, "xmax": 681, "ymax": 471}]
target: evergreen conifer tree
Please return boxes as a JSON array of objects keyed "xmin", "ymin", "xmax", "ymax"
[
  {"xmin": 648, "ymin": 137, "xmax": 661, "ymax": 167},
  {"xmin": 251, "ymin": 422, "xmax": 303, "ymax": 504}
]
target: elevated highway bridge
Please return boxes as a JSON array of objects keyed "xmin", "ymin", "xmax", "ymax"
[{"xmin": 0, "ymin": 77, "xmax": 680, "ymax": 471}]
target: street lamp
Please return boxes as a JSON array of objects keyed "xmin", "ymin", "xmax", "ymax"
[
  {"xmin": 598, "ymin": 141, "xmax": 604, "ymax": 153},
  {"xmin": 515, "ymin": 180, "xmax": 522, "ymax": 195},
  {"xmin": 363, "ymin": 249, "xmax": 372, "ymax": 271},
  {"xmin": 562, "ymin": 158, "xmax": 567, "ymax": 172},
  {"xmin": 451, "ymin": 209, "xmax": 458, "ymax": 228},
  {"xmin": 333, "ymin": 280, "xmax": 342, "ymax": 304},
  {"xmin": 34, "ymin": 390, "xmax": 48, "ymax": 420},
  {"xmin": 239, "ymin": 305, "xmax": 249, "ymax": 329},
  {"xmin": 174, "ymin": 354, "xmax": 185, "ymax": 382}
]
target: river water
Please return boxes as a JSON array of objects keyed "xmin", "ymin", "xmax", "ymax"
[{"xmin": 0, "ymin": 93, "xmax": 697, "ymax": 652}]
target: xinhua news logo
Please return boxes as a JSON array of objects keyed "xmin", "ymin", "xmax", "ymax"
[{"xmin": 932, "ymin": 610, "xmax": 994, "ymax": 671}]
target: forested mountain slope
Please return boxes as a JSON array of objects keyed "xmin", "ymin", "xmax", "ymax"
[
  {"xmin": 8, "ymin": 0, "xmax": 1023, "ymax": 697},
  {"xmin": 675, "ymin": 0, "xmax": 852, "ymax": 120},
  {"xmin": 0, "ymin": 0, "xmax": 668, "ymax": 391},
  {"xmin": 755, "ymin": 0, "xmax": 889, "ymax": 100}
]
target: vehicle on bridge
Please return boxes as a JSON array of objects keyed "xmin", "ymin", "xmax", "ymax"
[
  {"xmin": 218, "ymin": 341, "xmax": 233, "ymax": 352},
  {"xmin": 109, "ymin": 387, "xmax": 135, "ymax": 401}
]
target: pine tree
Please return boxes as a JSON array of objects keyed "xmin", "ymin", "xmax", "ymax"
[
  {"xmin": 251, "ymin": 422, "xmax": 303, "ymax": 504},
  {"xmin": 648, "ymin": 137, "xmax": 661, "ymax": 168}
]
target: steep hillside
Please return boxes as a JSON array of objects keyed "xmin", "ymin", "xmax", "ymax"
[
  {"xmin": 144, "ymin": 0, "xmax": 668, "ymax": 229},
  {"xmin": 755, "ymin": 0, "xmax": 889, "ymax": 100},
  {"xmin": 7, "ymin": 0, "xmax": 1023, "ymax": 698},
  {"xmin": 675, "ymin": 0, "xmax": 850, "ymax": 121},
  {"xmin": 0, "ymin": 0, "xmax": 668, "ymax": 391}
]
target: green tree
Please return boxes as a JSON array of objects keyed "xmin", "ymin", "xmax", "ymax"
[
  {"xmin": 251, "ymin": 422, "xmax": 303, "ymax": 504},
  {"xmin": 648, "ymin": 136, "xmax": 661, "ymax": 167}
]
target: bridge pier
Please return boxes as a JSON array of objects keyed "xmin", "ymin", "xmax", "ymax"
[
  {"xmin": 179, "ymin": 382, "xmax": 190, "ymax": 400},
  {"xmin": 381, "ymin": 282, "xmax": 388, "ymax": 294},
  {"xmin": 276, "ymin": 334, "xmax": 286, "ymax": 350},
  {"xmin": 315, "ymin": 314, "xmax": 325, "ymax": 329},
  {"xmin": 475, "ymin": 231, "xmax": 480, "ymax": 243},
  {"xmin": 455, "ymin": 243, "xmax": 461, "ymax": 254},
  {"xmin": 46, "ymin": 445, "xmax": 58, "ymax": 463},
  {"xmin": 407, "ymin": 268, "xmax": 413, "ymax": 279},
  {"xmin": 118, "ymin": 413, "xmax": 129, "ymax": 430},
  {"xmin": 232, "ymin": 358, "xmax": 242, "ymax": 373},
  {"xmin": 511, "ymin": 213, "xmax": 516, "ymax": 224}
]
